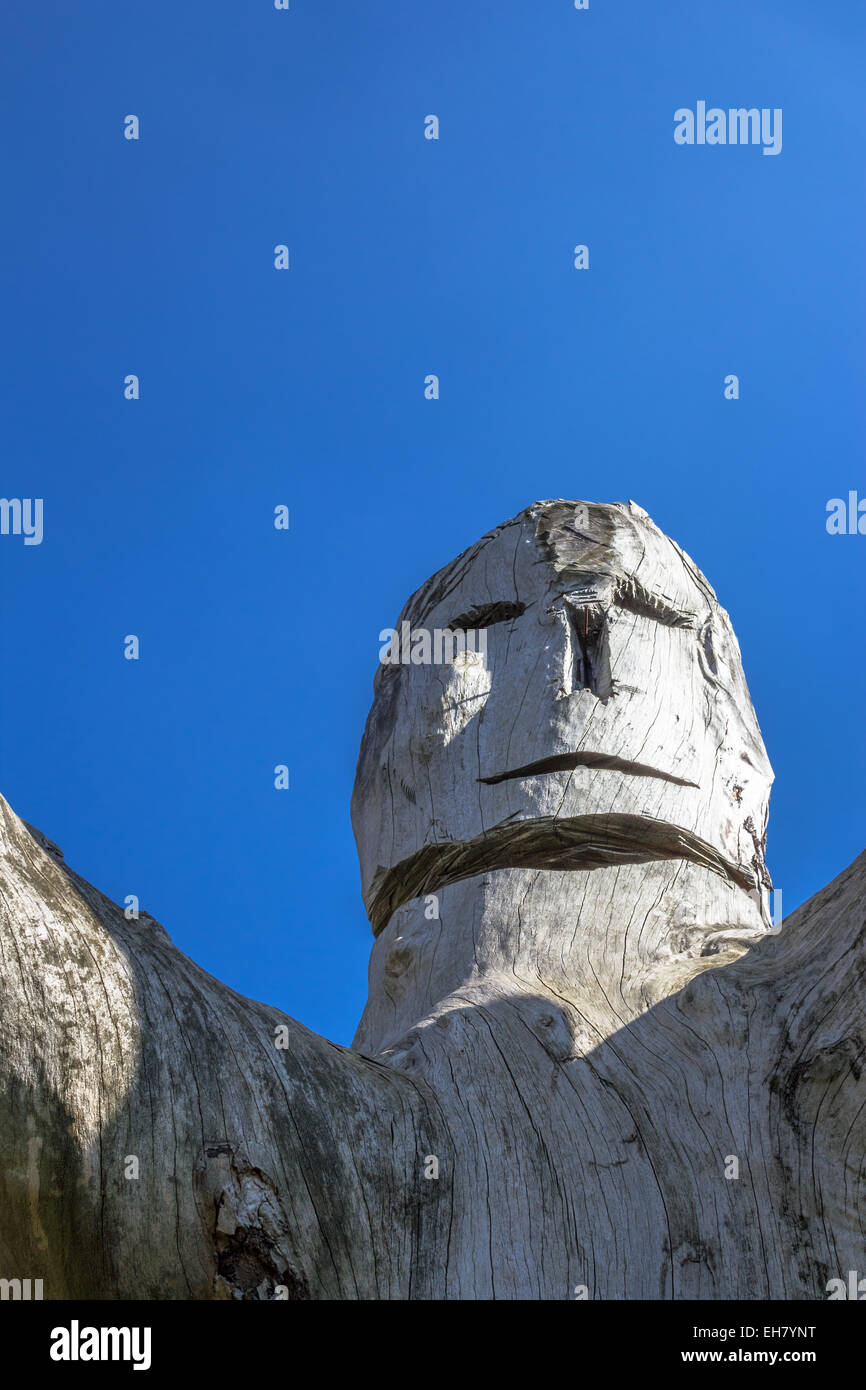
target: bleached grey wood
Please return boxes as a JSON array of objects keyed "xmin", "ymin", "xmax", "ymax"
[{"xmin": 1, "ymin": 500, "xmax": 863, "ymax": 1299}]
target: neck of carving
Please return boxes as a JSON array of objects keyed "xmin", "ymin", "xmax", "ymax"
[{"xmin": 353, "ymin": 859, "xmax": 767, "ymax": 1056}]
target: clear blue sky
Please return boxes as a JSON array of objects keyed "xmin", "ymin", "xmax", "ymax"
[{"xmin": 1, "ymin": 1, "xmax": 863, "ymax": 1045}]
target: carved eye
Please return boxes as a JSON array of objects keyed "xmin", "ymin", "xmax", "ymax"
[{"xmin": 448, "ymin": 601, "xmax": 526, "ymax": 629}]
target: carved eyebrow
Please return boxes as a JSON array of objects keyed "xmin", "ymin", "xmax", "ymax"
[
  {"xmin": 448, "ymin": 600, "xmax": 527, "ymax": 629},
  {"xmin": 478, "ymin": 751, "xmax": 699, "ymax": 788},
  {"xmin": 446, "ymin": 581, "xmax": 694, "ymax": 633},
  {"xmin": 610, "ymin": 576, "xmax": 695, "ymax": 628},
  {"xmin": 555, "ymin": 574, "xmax": 696, "ymax": 628}
]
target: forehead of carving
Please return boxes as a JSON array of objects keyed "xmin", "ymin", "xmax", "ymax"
[
  {"xmin": 399, "ymin": 516, "xmax": 525, "ymax": 631},
  {"xmin": 374, "ymin": 500, "xmax": 727, "ymax": 669},
  {"xmin": 395, "ymin": 501, "xmax": 609, "ymax": 634},
  {"xmin": 536, "ymin": 500, "xmax": 724, "ymax": 625},
  {"xmin": 534, "ymin": 501, "xmax": 617, "ymax": 574}
]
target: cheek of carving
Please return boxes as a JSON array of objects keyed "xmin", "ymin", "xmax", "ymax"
[
  {"xmin": 384, "ymin": 936, "xmax": 415, "ymax": 980},
  {"xmin": 436, "ymin": 651, "xmax": 492, "ymax": 746}
]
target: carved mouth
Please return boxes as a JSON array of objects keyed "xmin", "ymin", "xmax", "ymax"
[
  {"xmin": 478, "ymin": 751, "xmax": 699, "ymax": 789},
  {"xmin": 365, "ymin": 812, "xmax": 756, "ymax": 938}
]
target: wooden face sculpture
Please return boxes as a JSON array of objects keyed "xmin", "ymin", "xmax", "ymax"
[{"xmin": 353, "ymin": 500, "xmax": 773, "ymax": 943}]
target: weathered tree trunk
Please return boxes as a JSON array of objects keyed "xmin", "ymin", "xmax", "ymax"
[{"xmin": 1, "ymin": 500, "xmax": 863, "ymax": 1299}]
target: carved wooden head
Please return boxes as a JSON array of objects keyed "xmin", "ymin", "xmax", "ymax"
[{"xmin": 352, "ymin": 500, "xmax": 773, "ymax": 942}]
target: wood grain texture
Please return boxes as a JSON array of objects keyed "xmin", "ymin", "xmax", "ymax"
[{"xmin": 1, "ymin": 500, "xmax": 863, "ymax": 1299}]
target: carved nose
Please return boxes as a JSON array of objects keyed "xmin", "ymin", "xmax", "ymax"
[{"xmin": 547, "ymin": 589, "xmax": 613, "ymax": 701}]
